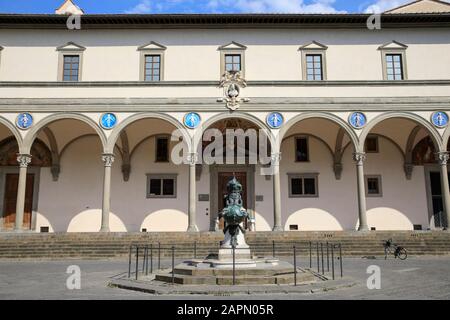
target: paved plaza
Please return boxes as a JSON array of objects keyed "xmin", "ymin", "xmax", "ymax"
[{"xmin": 0, "ymin": 256, "xmax": 449, "ymax": 300}]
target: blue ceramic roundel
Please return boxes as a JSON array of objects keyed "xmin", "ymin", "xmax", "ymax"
[
  {"xmin": 184, "ymin": 112, "xmax": 201, "ymax": 129},
  {"xmin": 431, "ymin": 111, "xmax": 449, "ymax": 128},
  {"xmin": 349, "ymin": 112, "xmax": 367, "ymax": 129},
  {"xmin": 100, "ymin": 113, "xmax": 117, "ymax": 129},
  {"xmin": 16, "ymin": 113, "xmax": 33, "ymax": 130},
  {"xmin": 266, "ymin": 112, "xmax": 284, "ymax": 129}
]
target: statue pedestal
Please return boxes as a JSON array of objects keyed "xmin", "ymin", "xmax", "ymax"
[{"xmin": 219, "ymin": 227, "xmax": 251, "ymax": 260}]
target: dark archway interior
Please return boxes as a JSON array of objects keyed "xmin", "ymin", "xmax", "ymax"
[{"xmin": 0, "ymin": 137, "xmax": 52, "ymax": 167}]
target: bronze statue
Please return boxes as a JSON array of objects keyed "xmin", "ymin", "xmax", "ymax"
[{"xmin": 218, "ymin": 176, "xmax": 248, "ymax": 247}]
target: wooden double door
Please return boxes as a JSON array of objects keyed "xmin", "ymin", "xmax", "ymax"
[
  {"xmin": 2, "ymin": 173, "xmax": 34, "ymax": 230},
  {"xmin": 218, "ymin": 171, "xmax": 247, "ymax": 230}
]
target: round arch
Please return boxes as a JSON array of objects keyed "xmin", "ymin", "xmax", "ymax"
[
  {"xmin": 0, "ymin": 115, "xmax": 24, "ymax": 151},
  {"xmin": 442, "ymin": 124, "xmax": 450, "ymax": 150},
  {"xmin": 278, "ymin": 112, "xmax": 359, "ymax": 152},
  {"xmin": 106, "ymin": 112, "xmax": 190, "ymax": 154},
  {"xmin": 194, "ymin": 112, "xmax": 276, "ymax": 152},
  {"xmin": 23, "ymin": 113, "xmax": 107, "ymax": 154},
  {"xmin": 359, "ymin": 112, "xmax": 443, "ymax": 152}
]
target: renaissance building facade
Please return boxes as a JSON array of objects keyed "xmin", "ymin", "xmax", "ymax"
[{"xmin": 1, "ymin": 0, "xmax": 450, "ymax": 233}]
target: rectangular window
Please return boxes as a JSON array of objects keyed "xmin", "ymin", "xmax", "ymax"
[
  {"xmin": 63, "ymin": 55, "xmax": 79, "ymax": 81},
  {"xmin": 225, "ymin": 54, "xmax": 241, "ymax": 72},
  {"xmin": 305, "ymin": 54, "xmax": 323, "ymax": 81},
  {"xmin": 295, "ymin": 137, "xmax": 309, "ymax": 162},
  {"xmin": 365, "ymin": 136, "xmax": 379, "ymax": 153},
  {"xmin": 289, "ymin": 173, "xmax": 318, "ymax": 197},
  {"xmin": 155, "ymin": 136, "xmax": 169, "ymax": 162},
  {"xmin": 385, "ymin": 54, "xmax": 403, "ymax": 80},
  {"xmin": 365, "ymin": 175, "xmax": 382, "ymax": 197},
  {"xmin": 147, "ymin": 174, "xmax": 177, "ymax": 198},
  {"xmin": 144, "ymin": 54, "xmax": 161, "ymax": 81}
]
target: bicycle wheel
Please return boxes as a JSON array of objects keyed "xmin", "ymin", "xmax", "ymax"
[{"xmin": 397, "ymin": 248, "xmax": 407, "ymax": 260}]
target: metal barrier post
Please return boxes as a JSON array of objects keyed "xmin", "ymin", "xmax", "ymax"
[
  {"xmin": 142, "ymin": 246, "xmax": 146, "ymax": 273},
  {"xmin": 326, "ymin": 242, "xmax": 329, "ymax": 272},
  {"xmin": 272, "ymin": 240, "xmax": 275, "ymax": 258},
  {"xmin": 135, "ymin": 246, "xmax": 139, "ymax": 280},
  {"xmin": 232, "ymin": 245, "xmax": 236, "ymax": 285},
  {"xmin": 145, "ymin": 245, "xmax": 149, "ymax": 275},
  {"xmin": 309, "ymin": 242, "xmax": 312, "ymax": 268},
  {"xmin": 158, "ymin": 242, "xmax": 161, "ymax": 270},
  {"xmin": 339, "ymin": 243, "xmax": 343, "ymax": 278},
  {"xmin": 150, "ymin": 243, "xmax": 153, "ymax": 274},
  {"xmin": 128, "ymin": 245, "xmax": 132, "ymax": 278},
  {"xmin": 293, "ymin": 245, "xmax": 297, "ymax": 286},
  {"xmin": 316, "ymin": 242, "xmax": 319, "ymax": 273},
  {"xmin": 331, "ymin": 245, "xmax": 335, "ymax": 280},
  {"xmin": 321, "ymin": 243, "xmax": 324, "ymax": 275},
  {"xmin": 172, "ymin": 246, "xmax": 175, "ymax": 285},
  {"xmin": 194, "ymin": 241, "xmax": 197, "ymax": 259}
]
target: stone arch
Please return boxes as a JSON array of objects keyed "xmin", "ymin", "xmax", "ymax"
[
  {"xmin": 359, "ymin": 112, "xmax": 443, "ymax": 152},
  {"xmin": 0, "ymin": 136, "xmax": 52, "ymax": 167},
  {"xmin": 106, "ymin": 112, "xmax": 190, "ymax": 154},
  {"xmin": 0, "ymin": 115, "xmax": 23, "ymax": 151},
  {"xmin": 195, "ymin": 112, "xmax": 275, "ymax": 153},
  {"xmin": 279, "ymin": 112, "xmax": 359, "ymax": 153},
  {"xmin": 23, "ymin": 113, "xmax": 107, "ymax": 154},
  {"xmin": 442, "ymin": 123, "xmax": 450, "ymax": 150}
]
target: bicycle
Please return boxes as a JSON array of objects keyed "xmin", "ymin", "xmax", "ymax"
[{"xmin": 383, "ymin": 239, "xmax": 407, "ymax": 260}]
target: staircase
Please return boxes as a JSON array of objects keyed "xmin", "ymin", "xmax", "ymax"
[{"xmin": 0, "ymin": 231, "xmax": 449, "ymax": 259}]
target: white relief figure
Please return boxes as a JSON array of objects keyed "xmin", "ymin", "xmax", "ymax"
[
  {"xmin": 104, "ymin": 114, "xmax": 115, "ymax": 128},
  {"xmin": 436, "ymin": 112, "xmax": 445, "ymax": 127},
  {"xmin": 22, "ymin": 114, "xmax": 29, "ymax": 126},
  {"xmin": 227, "ymin": 83, "xmax": 239, "ymax": 98},
  {"xmin": 271, "ymin": 113, "xmax": 281, "ymax": 128},
  {"xmin": 354, "ymin": 113, "xmax": 365, "ymax": 128},
  {"xmin": 187, "ymin": 113, "xmax": 198, "ymax": 128}
]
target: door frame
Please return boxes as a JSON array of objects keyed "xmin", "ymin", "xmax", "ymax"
[
  {"xmin": 209, "ymin": 164, "xmax": 255, "ymax": 231},
  {"xmin": 0, "ymin": 166, "xmax": 41, "ymax": 231},
  {"xmin": 424, "ymin": 164, "xmax": 449, "ymax": 230}
]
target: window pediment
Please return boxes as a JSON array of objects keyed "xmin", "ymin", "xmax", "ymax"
[
  {"xmin": 218, "ymin": 41, "xmax": 247, "ymax": 51},
  {"xmin": 299, "ymin": 41, "xmax": 328, "ymax": 51},
  {"xmin": 56, "ymin": 41, "xmax": 85, "ymax": 52},
  {"xmin": 378, "ymin": 40, "xmax": 408, "ymax": 50},
  {"xmin": 137, "ymin": 41, "xmax": 167, "ymax": 51}
]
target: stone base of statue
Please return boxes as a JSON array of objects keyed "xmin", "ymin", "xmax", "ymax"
[{"xmin": 218, "ymin": 226, "xmax": 251, "ymax": 260}]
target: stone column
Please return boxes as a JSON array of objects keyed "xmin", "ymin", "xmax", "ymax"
[
  {"xmin": 100, "ymin": 154, "xmax": 114, "ymax": 232},
  {"xmin": 272, "ymin": 152, "xmax": 283, "ymax": 231},
  {"xmin": 15, "ymin": 154, "xmax": 32, "ymax": 231},
  {"xmin": 187, "ymin": 152, "xmax": 199, "ymax": 232},
  {"xmin": 353, "ymin": 152, "xmax": 369, "ymax": 231},
  {"xmin": 437, "ymin": 152, "xmax": 450, "ymax": 229}
]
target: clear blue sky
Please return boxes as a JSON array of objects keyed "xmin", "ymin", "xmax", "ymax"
[{"xmin": 0, "ymin": 0, "xmax": 436, "ymax": 15}]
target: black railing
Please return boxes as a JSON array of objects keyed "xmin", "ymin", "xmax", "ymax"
[{"xmin": 126, "ymin": 241, "xmax": 344, "ymax": 283}]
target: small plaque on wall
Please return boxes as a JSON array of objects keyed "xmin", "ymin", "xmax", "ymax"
[
  {"xmin": 198, "ymin": 194, "xmax": 210, "ymax": 201},
  {"xmin": 256, "ymin": 195, "xmax": 264, "ymax": 202}
]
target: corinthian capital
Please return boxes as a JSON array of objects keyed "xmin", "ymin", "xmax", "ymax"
[
  {"xmin": 102, "ymin": 154, "xmax": 115, "ymax": 167},
  {"xmin": 271, "ymin": 152, "xmax": 282, "ymax": 165},
  {"xmin": 352, "ymin": 152, "xmax": 366, "ymax": 165},
  {"xmin": 16, "ymin": 154, "xmax": 32, "ymax": 168},
  {"xmin": 436, "ymin": 152, "xmax": 450, "ymax": 165}
]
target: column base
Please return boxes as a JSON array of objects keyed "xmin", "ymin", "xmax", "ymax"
[
  {"xmin": 272, "ymin": 225, "xmax": 283, "ymax": 232},
  {"xmin": 187, "ymin": 225, "xmax": 199, "ymax": 232},
  {"xmin": 357, "ymin": 225, "xmax": 370, "ymax": 231},
  {"xmin": 99, "ymin": 227, "xmax": 110, "ymax": 232}
]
